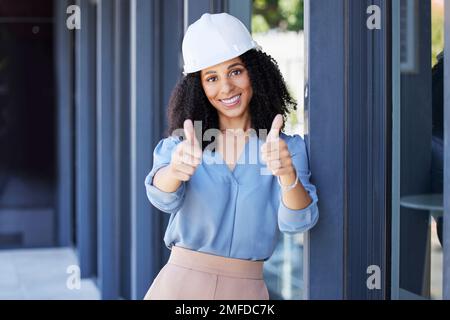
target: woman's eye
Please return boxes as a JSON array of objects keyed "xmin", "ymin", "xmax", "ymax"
[
  {"xmin": 230, "ymin": 69, "xmax": 242, "ymax": 76},
  {"xmin": 206, "ymin": 76, "xmax": 217, "ymax": 82}
]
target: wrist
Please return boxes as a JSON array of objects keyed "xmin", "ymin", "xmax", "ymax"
[
  {"xmin": 279, "ymin": 167, "xmax": 296, "ymax": 185},
  {"xmin": 278, "ymin": 167, "xmax": 298, "ymax": 193}
]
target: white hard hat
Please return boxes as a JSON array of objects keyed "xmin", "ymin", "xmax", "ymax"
[{"xmin": 182, "ymin": 13, "xmax": 261, "ymax": 74}]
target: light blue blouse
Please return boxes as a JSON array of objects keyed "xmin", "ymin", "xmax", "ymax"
[{"xmin": 144, "ymin": 131, "xmax": 319, "ymax": 261}]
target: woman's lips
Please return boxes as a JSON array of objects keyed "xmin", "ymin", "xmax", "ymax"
[{"xmin": 219, "ymin": 94, "xmax": 241, "ymax": 108}]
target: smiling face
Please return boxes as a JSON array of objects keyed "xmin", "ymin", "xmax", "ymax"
[{"xmin": 200, "ymin": 57, "xmax": 253, "ymax": 125}]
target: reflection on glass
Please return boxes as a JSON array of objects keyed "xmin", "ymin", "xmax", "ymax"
[
  {"xmin": 429, "ymin": 0, "xmax": 444, "ymax": 299},
  {"xmin": 393, "ymin": 0, "xmax": 444, "ymax": 300},
  {"xmin": 264, "ymin": 233, "xmax": 303, "ymax": 299},
  {"xmin": 252, "ymin": 0, "xmax": 305, "ymax": 300},
  {"xmin": 0, "ymin": 2, "xmax": 56, "ymax": 249}
]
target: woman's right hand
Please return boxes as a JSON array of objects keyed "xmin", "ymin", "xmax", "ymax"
[{"xmin": 168, "ymin": 119, "xmax": 203, "ymax": 182}]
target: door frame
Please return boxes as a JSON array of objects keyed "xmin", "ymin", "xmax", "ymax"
[{"xmin": 304, "ymin": 0, "xmax": 391, "ymax": 299}]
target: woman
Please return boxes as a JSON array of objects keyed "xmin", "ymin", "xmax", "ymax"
[{"xmin": 144, "ymin": 13, "xmax": 319, "ymax": 300}]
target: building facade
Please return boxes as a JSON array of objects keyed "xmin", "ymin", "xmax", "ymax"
[{"xmin": 0, "ymin": 0, "xmax": 449, "ymax": 300}]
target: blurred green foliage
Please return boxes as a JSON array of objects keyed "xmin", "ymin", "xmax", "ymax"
[
  {"xmin": 431, "ymin": 5, "xmax": 444, "ymax": 67},
  {"xmin": 252, "ymin": 0, "xmax": 303, "ymax": 33}
]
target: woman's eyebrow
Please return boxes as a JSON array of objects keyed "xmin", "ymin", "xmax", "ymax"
[
  {"xmin": 203, "ymin": 63, "xmax": 243, "ymax": 76},
  {"xmin": 204, "ymin": 70, "xmax": 216, "ymax": 75},
  {"xmin": 227, "ymin": 63, "xmax": 243, "ymax": 69}
]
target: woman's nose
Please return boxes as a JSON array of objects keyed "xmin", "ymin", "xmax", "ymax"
[{"xmin": 220, "ymin": 78, "xmax": 234, "ymax": 95}]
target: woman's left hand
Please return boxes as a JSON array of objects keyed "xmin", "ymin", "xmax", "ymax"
[{"xmin": 260, "ymin": 114, "xmax": 295, "ymax": 178}]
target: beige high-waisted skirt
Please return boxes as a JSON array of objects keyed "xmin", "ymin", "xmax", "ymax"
[{"xmin": 144, "ymin": 246, "xmax": 269, "ymax": 300}]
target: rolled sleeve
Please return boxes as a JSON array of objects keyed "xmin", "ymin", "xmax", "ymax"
[
  {"xmin": 144, "ymin": 136, "xmax": 186, "ymax": 214},
  {"xmin": 278, "ymin": 134, "xmax": 319, "ymax": 234}
]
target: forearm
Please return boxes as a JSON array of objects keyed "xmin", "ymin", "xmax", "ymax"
[
  {"xmin": 279, "ymin": 171, "xmax": 312, "ymax": 210},
  {"xmin": 153, "ymin": 165, "xmax": 183, "ymax": 193}
]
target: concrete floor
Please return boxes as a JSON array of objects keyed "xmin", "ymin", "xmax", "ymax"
[{"xmin": 0, "ymin": 247, "xmax": 99, "ymax": 300}]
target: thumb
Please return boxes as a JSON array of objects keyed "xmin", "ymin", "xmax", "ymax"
[
  {"xmin": 183, "ymin": 119, "xmax": 198, "ymax": 144},
  {"xmin": 267, "ymin": 114, "xmax": 283, "ymax": 141}
]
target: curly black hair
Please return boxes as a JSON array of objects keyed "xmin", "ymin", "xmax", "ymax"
[{"xmin": 166, "ymin": 49, "xmax": 297, "ymax": 150}]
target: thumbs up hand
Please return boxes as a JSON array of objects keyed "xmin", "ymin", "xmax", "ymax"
[
  {"xmin": 169, "ymin": 119, "xmax": 203, "ymax": 182},
  {"xmin": 260, "ymin": 114, "xmax": 295, "ymax": 177},
  {"xmin": 267, "ymin": 114, "xmax": 283, "ymax": 142}
]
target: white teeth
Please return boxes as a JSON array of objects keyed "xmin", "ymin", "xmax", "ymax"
[{"xmin": 221, "ymin": 94, "xmax": 240, "ymax": 104}]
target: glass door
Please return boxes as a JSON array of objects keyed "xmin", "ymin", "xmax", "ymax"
[
  {"xmin": 252, "ymin": 0, "xmax": 305, "ymax": 299},
  {"xmin": 391, "ymin": 0, "xmax": 445, "ymax": 300},
  {"xmin": 0, "ymin": 0, "xmax": 56, "ymax": 249}
]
